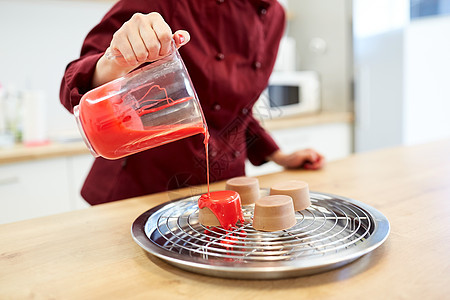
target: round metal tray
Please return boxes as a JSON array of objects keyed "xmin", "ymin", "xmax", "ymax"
[{"xmin": 131, "ymin": 191, "xmax": 390, "ymax": 279}]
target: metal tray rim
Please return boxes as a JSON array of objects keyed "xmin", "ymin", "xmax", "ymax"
[{"xmin": 131, "ymin": 191, "xmax": 390, "ymax": 279}]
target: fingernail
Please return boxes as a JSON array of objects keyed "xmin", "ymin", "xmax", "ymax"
[{"xmin": 178, "ymin": 34, "xmax": 185, "ymax": 44}]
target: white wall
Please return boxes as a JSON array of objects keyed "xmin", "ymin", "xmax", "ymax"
[
  {"xmin": 353, "ymin": 1, "xmax": 450, "ymax": 152},
  {"xmin": 404, "ymin": 16, "xmax": 450, "ymax": 145},
  {"xmin": 0, "ymin": 0, "xmax": 114, "ymax": 141}
]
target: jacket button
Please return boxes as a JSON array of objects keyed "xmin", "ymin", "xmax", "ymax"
[
  {"xmin": 216, "ymin": 0, "xmax": 225, "ymax": 4},
  {"xmin": 253, "ymin": 61, "xmax": 262, "ymax": 69},
  {"xmin": 241, "ymin": 108, "xmax": 249, "ymax": 115},
  {"xmin": 233, "ymin": 151, "xmax": 240, "ymax": 158},
  {"xmin": 215, "ymin": 53, "xmax": 225, "ymax": 61},
  {"xmin": 213, "ymin": 103, "xmax": 221, "ymax": 111},
  {"xmin": 259, "ymin": 8, "xmax": 267, "ymax": 15},
  {"xmin": 210, "ymin": 150, "xmax": 217, "ymax": 157}
]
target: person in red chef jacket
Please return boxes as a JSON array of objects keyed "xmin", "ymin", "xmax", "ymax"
[{"xmin": 60, "ymin": 0, "xmax": 325, "ymax": 205}]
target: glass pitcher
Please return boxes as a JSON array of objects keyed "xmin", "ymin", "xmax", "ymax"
[{"xmin": 74, "ymin": 48, "xmax": 207, "ymax": 160}]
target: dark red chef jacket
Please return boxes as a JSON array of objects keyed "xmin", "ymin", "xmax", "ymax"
[{"xmin": 60, "ymin": 0, "xmax": 285, "ymax": 205}]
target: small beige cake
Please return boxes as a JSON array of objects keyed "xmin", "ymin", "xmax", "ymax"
[
  {"xmin": 198, "ymin": 207, "xmax": 221, "ymax": 227},
  {"xmin": 225, "ymin": 176, "xmax": 260, "ymax": 205},
  {"xmin": 270, "ymin": 180, "xmax": 310, "ymax": 211},
  {"xmin": 252, "ymin": 195, "xmax": 296, "ymax": 232}
]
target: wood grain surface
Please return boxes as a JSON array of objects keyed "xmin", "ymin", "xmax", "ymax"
[{"xmin": 1, "ymin": 139, "xmax": 449, "ymax": 299}]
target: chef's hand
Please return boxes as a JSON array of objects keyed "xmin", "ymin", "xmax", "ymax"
[
  {"xmin": 92, "ymin": 12, "xmax": 190, "ymax": 87},
  {"xmin": 268, "ymin": 149, "xmax": 325, "ymax": 170}
]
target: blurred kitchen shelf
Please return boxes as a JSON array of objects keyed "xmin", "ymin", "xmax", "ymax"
[
  {"xmin": 259, "ymin": 111, "xmax": 354, "ymax": 131},
  {"xmin": 0, "ymin": 112, "xmax": 353, "ymax": 165},
  {"xmin": 0, "ymin": 141, "xmax": 90, "ymax": 165}
]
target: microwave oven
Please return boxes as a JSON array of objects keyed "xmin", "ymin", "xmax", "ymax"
[{"xmin": 253, "ymin": 71, "xmax": 321, "ymax": 119}]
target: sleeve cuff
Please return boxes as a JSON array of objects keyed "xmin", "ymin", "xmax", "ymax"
[
  {"xmin": 60, "ymin": 52, "xmax": 104, "ymax": 113},
  {"xmin": 245, "ymin": 117, "xmax": 280, "ymax": 166}
]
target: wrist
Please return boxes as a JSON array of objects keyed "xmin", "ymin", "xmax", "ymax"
[
  {"xmin": 92, "ymin": 54, "xmax": 135, "ymax": 88},
  {"xmin": 267, "ymin": 150, "xmax": 287, "ymax": 166}
]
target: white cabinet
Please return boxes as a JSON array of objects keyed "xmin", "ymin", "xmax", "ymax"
[
  {"xmin": 246, "ymin": 122, "xmax": 353, "ymax": 176},
  {"xmin": 0, "ymin": 158, "xmax": 71, "ymax": 224},
  {"xmin": 0, "ymin": 154, "xmax": 93, "ymax": 224},
  {"xmin": 67, "ymin": 154, "xmax": 94, "ymax": 210}
]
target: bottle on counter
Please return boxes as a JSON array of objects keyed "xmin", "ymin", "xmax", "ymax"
[{"xmin": 0, "ymin": 83, "xmax": 22, "ymax": 148}]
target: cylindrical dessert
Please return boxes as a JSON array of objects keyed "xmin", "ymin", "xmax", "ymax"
[
  {"xmin": 198, "ymin": 207, "xmax": 221, "ymax": 227},
  {"xmin": 270, "ymin": 180, "xmax": 310, "ymax": 211},
  {"xmin": 225, "ymin": 176, "xmax": 260, "ymax": 205},
  {"xmin": 198, "ymin": 190, "xmax": 245, "ymax": 230},
  {"xmin": 252, "ymin": 195, "xmax": 296, "ymax": 232}
]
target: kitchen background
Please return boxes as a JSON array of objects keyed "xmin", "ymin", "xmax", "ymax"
[{"xmin": 1, "ymin": 0, "xmax": 449, "ymax": 224}]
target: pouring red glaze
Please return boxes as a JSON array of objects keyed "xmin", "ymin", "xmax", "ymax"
[{"xmin": 78, "ymin": 93, "xmax": 205, "ymax": 160}]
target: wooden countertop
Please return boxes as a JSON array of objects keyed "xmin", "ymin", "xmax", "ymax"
[
  {"xmin": 1, "ymin": 139, "xmax": 449, "ymax": 299},
  {"xmin": 0, "ymin": 112, "xmax": 352, "ymax": 165},
  {"xmin": 0, "ymin": 141, "xmax": 90, "ymax": 165}
]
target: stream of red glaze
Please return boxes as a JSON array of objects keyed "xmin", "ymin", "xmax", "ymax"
[
  {"xmin": 79, "ymin": 80, "xmax": 243, "ymax": 229},
  {"xmin": 203, "ymin": 130, "xmax": 210, "ymax": 196}
]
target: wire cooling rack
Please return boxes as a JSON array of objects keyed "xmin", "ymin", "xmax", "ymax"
[{"xmin": 131, "ymin": 191, "xmax": 390, "ymax": 279}]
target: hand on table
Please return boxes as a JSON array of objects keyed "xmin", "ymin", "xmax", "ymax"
[{"xmin": 268, "ymin": 149, "xmax": 325, "ymax": 170}]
